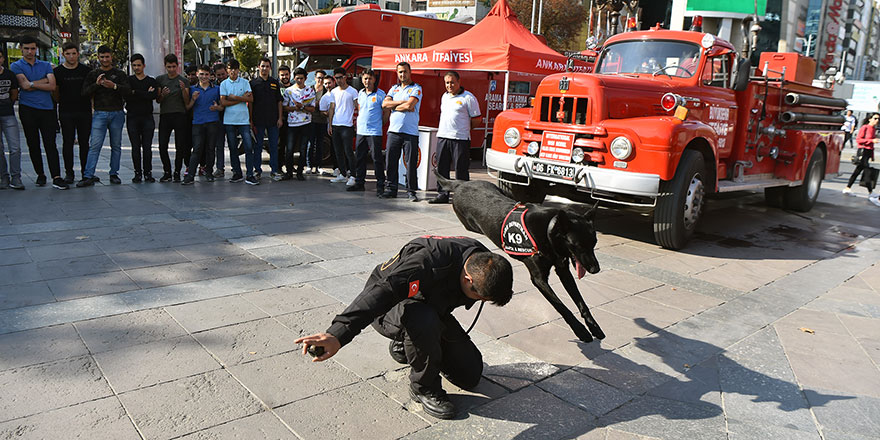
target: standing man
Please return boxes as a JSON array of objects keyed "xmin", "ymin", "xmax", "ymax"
[
  {"xmin": 220, "ymin": 59, "xmax": 256, "ymax": 185},
  {"xmin": 212, "ymin": 63, "xmax": 228, "ymax": 178},
  {"xmin": 309, "ymin": 69, "xmax": 329, "ymax": 175},
  {"xmin": 429, "ymin": 71, "xmax": 481, "ymax": 204},
  {"xmin": 317, "ymin": 74, "xmax": 339, "ymax": 177},
  {"xmin": 10, "ymin": 36, "xmax": 63, "ymax": 189},
  {"xmin": 381, "ymin": 62, "xmax": 422, "ymax": 201},
  {"xmin": 327, "ymin": 68, "xmax": 358, "ymax": 186},
  {"xmin": 281, "ymin": 67, "xmax": 315, "ymax": 181},
  {"xmin": 842, "ymin": 109, "xmax": 857, "ymax": 150},
  {"xmin": 53, "ymin": 42, "xmax": 92, "ymax": 184},
  {"xmin": 0, "ymin": 49, "xmax": 22, "ymax": 189},
  {"xmin": 183, "ymin": 64, "xmax": 223, "ymax": 185},
  {"xmin": 294, "ymin": 236, "xmax": 514, "ymax": 420},
  {"xmin": 77, "ymin": 45, "xmax": 130, "ymax": 187},
  {"xmin": 156, "ymin": 54, "xmax": 190, "ymax": 183},
  {"xmin": 125, "ymin": 53, "xmax": 158, "ymax": 183},
  {"xmin": 350, "ymin": 69, "xmax": 386, "ymax": 193},
  {"xmin": 277, "ymin": 65, "xmax": 292, "ymax": 175},
  {"xmin": 250, "ymin": 57, "xmax": 283, "ymax": 180}
]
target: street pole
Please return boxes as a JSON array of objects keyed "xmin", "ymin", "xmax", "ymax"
[
  {"xmin": 537, "ymin": 0, "xmax": 544, "ymax": 34},
  {"xmin": 530, "ymin": 0, "xmax": 536, "ymax": 33}
]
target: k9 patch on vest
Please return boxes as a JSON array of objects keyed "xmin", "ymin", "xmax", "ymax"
[{"xmin": 501, "ymin": 205, "xmax": 538, "ymax": 256}]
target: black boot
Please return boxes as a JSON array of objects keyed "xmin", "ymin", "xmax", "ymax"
[
  {"xmin": 389, "ymin": 339, "xmax": 407, "ymax": 364},
  {"xmin": 409, "ymin": 385, "xmax": 455, "ymax": 419}
]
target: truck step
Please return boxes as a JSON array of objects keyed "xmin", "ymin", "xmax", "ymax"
[{"xmin": 717, "ymin": 179, "xmax": 794, "ymax": 193}]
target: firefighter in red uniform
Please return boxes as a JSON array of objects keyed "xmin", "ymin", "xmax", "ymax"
[{"xmin": 295, "ymin": 236, "xmax": 514, "ymax": 420}]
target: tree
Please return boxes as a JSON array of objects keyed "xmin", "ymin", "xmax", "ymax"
[
  {"xmin": 81, "ymin": 0, "xmax": 130, "ymax": 64},
  {"xmin": 319, "ymin": 2, "xmax": 338, "ymax": 14},
  {"xmin": 498, "ymin": 0, "xmax": 587, "ymax": 52},
  {"xmin": 232, "ymin": 37, "xmax": 262, "ymax": 73},
  {"xmin": 59, "ymin": 0, "xmax": 82, "ymax": 47}
]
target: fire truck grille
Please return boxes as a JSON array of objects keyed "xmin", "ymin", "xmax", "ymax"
[{"xmin": 540, "ymin": 96, "xmax": 589, "ymax": 125}]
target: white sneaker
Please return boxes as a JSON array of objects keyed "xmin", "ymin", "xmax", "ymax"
[
  {"xmin": 330, "ymin": 174, "xmax": 347, "ymax": 183},
  {"xmin": 346, "ymin": 176, "xmax": 356, "ymax": 186},
  {"xmin": 842, "ymin": 187, "xmax": 853, "ymax": 196},
  {"xmin": 869, "ymin": 195, "xmax": 880, "ymax": 207}
]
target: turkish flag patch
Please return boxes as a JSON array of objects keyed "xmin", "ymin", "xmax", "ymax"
[{"xmin": 408, "ymin": 280, "xmax": 420, "ymax": 298}]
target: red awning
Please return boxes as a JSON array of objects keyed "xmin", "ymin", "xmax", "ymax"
[{"xmin": 372, "ymin": 0, "xmax": 588, "ymax": 75}]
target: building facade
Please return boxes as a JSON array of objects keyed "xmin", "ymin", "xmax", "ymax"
[{"xmin": 0, "ymin": 0, "xmax": 61, "ymax": 68}]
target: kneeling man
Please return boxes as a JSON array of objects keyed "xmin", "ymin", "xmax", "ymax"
[{"xmin": 296, "ymin": 235, "xmax": 514, "ymax": 419}]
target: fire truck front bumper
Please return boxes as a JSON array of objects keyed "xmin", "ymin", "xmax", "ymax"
[{"xmin": 486, "ymin": 149, "xmax": 661, "ymax": 204}]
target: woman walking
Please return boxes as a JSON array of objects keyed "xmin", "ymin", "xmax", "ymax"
[{"xmin": 843, "ymin": 112, "xmax": 880, "ymax": 206}]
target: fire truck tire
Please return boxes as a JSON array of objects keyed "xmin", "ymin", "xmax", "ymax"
[
  {"xmin": 784, "ymin": 148, "xmax": 825, "ymax": 212},
  {"xmin": 498, "ymin": 180, "xmax": 547, "ymax": 204},
  {"xmin": 654, "ymin": 150, "xmax": 706, "ymax": 250}
]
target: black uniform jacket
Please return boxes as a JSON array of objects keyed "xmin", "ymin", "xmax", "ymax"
[{"xmin": 327, "ymin": 236, "xmax": 489, "ymax": 347}]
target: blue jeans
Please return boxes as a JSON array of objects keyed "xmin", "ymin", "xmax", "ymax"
[
  {"xmin": 254, "ymin": 124, "xmax": 279, "ymax": 174},
  {"xmin": 85, "ymin": 110, "xmax": 125, "ymax": 179},
  {"xmin": 225, "ymin": 124, "xmax": 256, "ymax": 177},
  {"xmin": 0, "ymin": 114, "xmax": 22, "ymax": 180}
]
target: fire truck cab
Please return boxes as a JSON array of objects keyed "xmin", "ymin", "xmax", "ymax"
[{"xmin": 488, "ymin": 29, "xmax": 845, "ymax": 249}]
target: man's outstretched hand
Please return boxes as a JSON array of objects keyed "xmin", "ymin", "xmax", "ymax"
[{"xmin": 294, "ymin": 333, "xmax": 341, "ymax": 362}]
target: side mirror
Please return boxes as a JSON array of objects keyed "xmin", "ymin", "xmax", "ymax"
[{"xmin": 733, "ymin": 57, "xmax": 751, "ymax": 91}]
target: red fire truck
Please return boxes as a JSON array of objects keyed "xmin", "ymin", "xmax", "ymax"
[{"xmin": 488, "ymin": 29, "xmax": 845, "ymax": 249}]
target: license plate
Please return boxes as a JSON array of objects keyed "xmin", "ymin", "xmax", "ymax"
[{"xmin": 532, "ymin": 162, "xmax": 575, "ymax": 180}]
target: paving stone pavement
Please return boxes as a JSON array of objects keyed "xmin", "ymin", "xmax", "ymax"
[{"xmin": 0, "ymin": 129, "xmax": 879, "ymax": 440}]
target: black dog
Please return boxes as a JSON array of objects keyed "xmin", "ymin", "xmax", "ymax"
[{"xmin": 435, "ymin": 174, "xmax": 605, "ymax": 342}]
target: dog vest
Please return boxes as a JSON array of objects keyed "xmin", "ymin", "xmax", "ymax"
[{"xmin": 501, "ymin": 204, "xmax": 539, "ymax": 256}]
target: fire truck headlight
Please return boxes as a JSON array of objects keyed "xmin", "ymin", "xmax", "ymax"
[
  {"xmin": 504, "ymin": 128, "xmax": 521, "ymax": 147},
  {"xmin": 527, "ymin": 141, "xmax": 540, "ymax": 155},
  {"xmin": 610, "ymin": 136, "xmax": 633, "ymax": 160},
  {"xmin": 571, "ymin": 147, "xmax": 585, "ymax": 163}
]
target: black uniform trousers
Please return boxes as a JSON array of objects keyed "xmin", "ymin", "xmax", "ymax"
[
  {"xmin": 371, "ymin": 297, "xmax": 483, "ymax": 393},
  {"xmin": 355, "ymin": 135, "xmax": 384, "ymax": 188},
  {"xmin": 435, "ymin": 137, "xmax": 471, "ymax": 196},
  {"xmin": 59, "ymin": 111, "xmax": 91, "ymax": 177},
  {"xmin": 385, "ymin": 131, "xmax": 419, "ymax": 195}
]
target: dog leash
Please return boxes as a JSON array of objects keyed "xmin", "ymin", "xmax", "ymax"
[{"xmin": 465, "ymin": 301, "xmax": 485, "ymax": 334}]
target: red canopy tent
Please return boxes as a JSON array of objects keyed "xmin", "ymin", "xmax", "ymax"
[{"xmin": 371, "ymin": 0, "xmax": 589, "ymax": 111}]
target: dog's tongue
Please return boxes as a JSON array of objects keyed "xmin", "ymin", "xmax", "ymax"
[{"xmin": 576, "ymin": 260, "xmax": 586, "ymax": 279}]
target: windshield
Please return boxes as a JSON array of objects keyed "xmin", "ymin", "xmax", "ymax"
[
  {"xmin": 597, "ymin": 41, "xmax": 702, "ymax": 78},
  {"xmin": 297, "ymin": 54, "xmax": 350, "ymax": 86}
]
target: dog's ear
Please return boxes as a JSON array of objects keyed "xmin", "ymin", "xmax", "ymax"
[
  {"xmin": 565, "ymin": 202, "xmax": 598, "ymax": 221},
  {"xmin": 585, "ymin": 201, "xmax": 598, "ymax": 221},
  {"xmin": 549, "ymin": 210, "xmax": 571, "ymax": 237}
]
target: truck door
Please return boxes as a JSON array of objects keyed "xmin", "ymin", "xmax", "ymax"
[{"xmin": 699, "ymin": 51, "xmax": 737, "ymax": 161}]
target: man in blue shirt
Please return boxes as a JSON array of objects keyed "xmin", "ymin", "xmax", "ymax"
[
  {"xmin": 183, "ymin": 65, "xmax": 223, "ymax": 185},
  {"xmin": 219, "ymin": 59, "xmax": 256, "ymax": 184},
  {"xmin": 350, "ymin": 69, "xmax": 387, "ymax": 193},
  {"xmin": 10, "ymin": 36, "xmax": 63, "ymax": 189},
  {"xmin": 381, "ymin": 62, "xmax": 422, "ymax": 201}
]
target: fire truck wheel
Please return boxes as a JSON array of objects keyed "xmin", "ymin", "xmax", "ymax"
[
  {"xmin": 784, "ymin": 148, "xmax": 825, "ymax": 212},
  {"xmin": 498, "ymin": 180, "xmax": 546, "ymax": 204},
  {"xmin": 654, "ymin": 150, "xmax": 705, "ymax": 250}
]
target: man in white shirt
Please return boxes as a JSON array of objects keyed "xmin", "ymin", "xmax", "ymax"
[
  {"xmin": 281, "ymin": 67, "xmax": 316, "ymax": 181},
  {"xmin": 327, "ymin": 68, "xmax": 359, "ymax": 185},
  {"xmin": 429, "ymin": 71, "xmax": 481, "ymax": 204}
]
